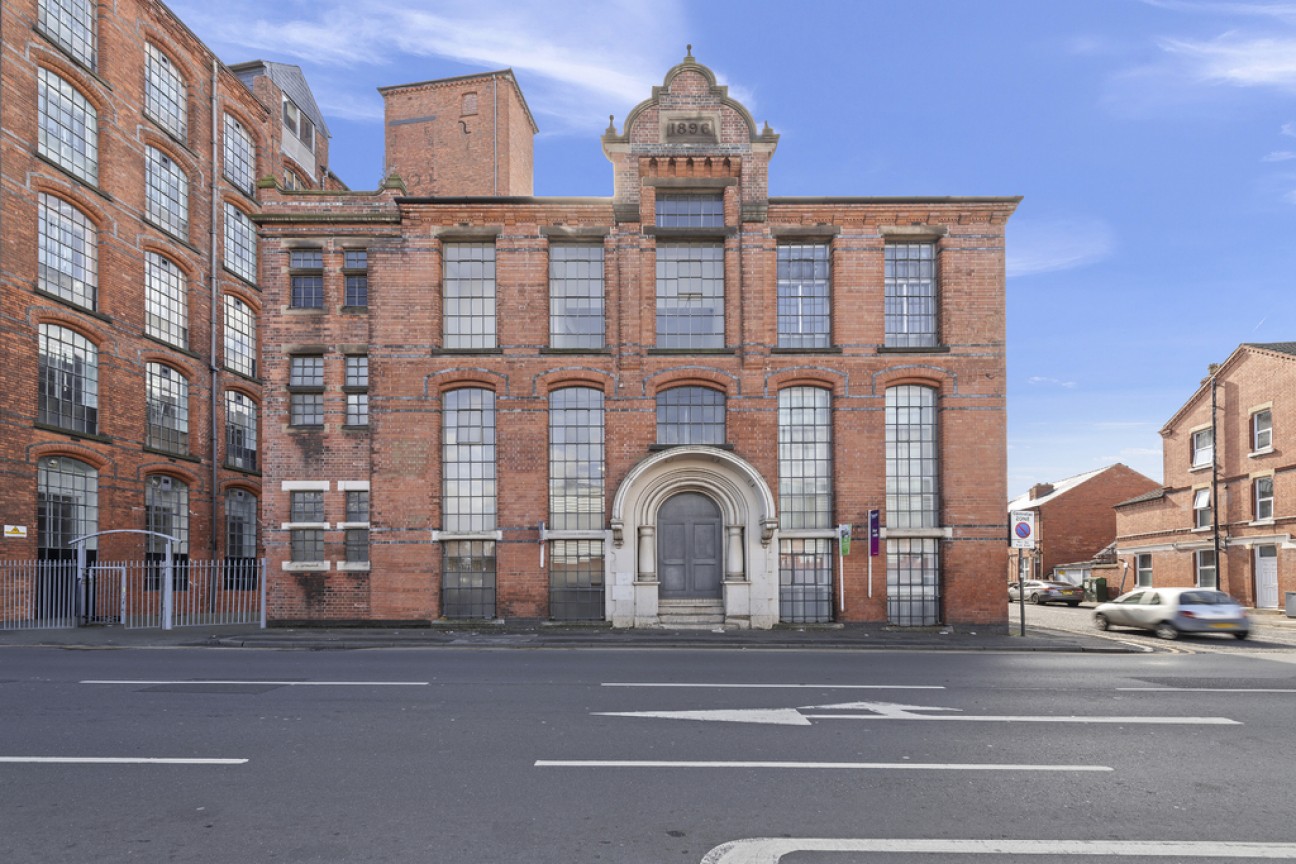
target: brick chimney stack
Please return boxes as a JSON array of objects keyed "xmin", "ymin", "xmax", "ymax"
[{"xmin": 1029, "ymin": 483, "xmax": 1055, "ymax": 500}]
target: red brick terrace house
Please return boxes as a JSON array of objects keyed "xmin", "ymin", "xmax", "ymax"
[
  {"xmin": 256, "ymin": 52, "xmax": 1020, "ymax": 629},
  {"xmin": 1115, "ymin": 343, "xmax": 1296, "ymax": 609},
  {"xmin": 1007, "ymin": 465, "xmax": 1159, "ymax": 587}
]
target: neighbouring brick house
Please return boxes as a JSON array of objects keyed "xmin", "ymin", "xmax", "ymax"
[
  {"xmin": 1007, "ymin": 465, "xmax": 1160, "ymax": 587},
  {"xmin": 1115, "ymin": 343, "xmax": 1296, "ymax": 609},
  {"xmin": 257, "ymin": 52, "xmax": 1020, "ymax": 629},
  {"xmin": 0, "ymin": 1, "xmax": 331, "ymax": 582}
]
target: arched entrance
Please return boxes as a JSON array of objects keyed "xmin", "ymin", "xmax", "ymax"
[{"xmin": 657, "ymin": 491, "xmax": 722, "ymax": 599}]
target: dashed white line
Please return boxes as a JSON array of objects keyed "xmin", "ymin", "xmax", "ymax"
[
  {"xmin": 80, "ymin": 680, "xmax": 428, "ymax": 686},
  {"xmin": 601, "ymin": 682, "xmax": 943, "ymax": 689}
]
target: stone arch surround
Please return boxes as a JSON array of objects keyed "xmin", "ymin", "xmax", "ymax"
[{"xmin": 608, "ymin": 447, "xmax": 778, "ymax": 629}]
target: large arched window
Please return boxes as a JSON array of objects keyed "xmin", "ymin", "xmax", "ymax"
[
  {"xmin": 222, "ymin": 294, "xmax": 256, "ymax": 377},
  {"xmin": 656, "ymin": 386, "xmax": 724, "ymax": 445},
  {"xmin": 37, "ymin": 456, "xmax": 98, "ymax": 561},
  {"xmin": 778, "ymin": 387, "xmax": 833, "ymax": 623},
  {"xmin": 39, "ymin": 0, "xmax": 97, "ymax": 68},
  {"xmin": 441, "ymin": 388, "xmax": 497, "ymax": 619},
  {"xmin": 38, "ymin": 194, "xmax": 97, "ymax": 310},
  {"xmin": 548, "ymin": 387, "xmax": 606, "ymax": 622},
  {"xmin": 38, "ymin": 324, "xmax": 98, "ymax": 435},
  {"xmin": 224, "ymin": 390, "xmax": 258, "ymax": 471},
  {"xmin": 145, "ymin": 252, "xmax": 187, "ymax": 347},
  {"xmin": 145, "ymin": 146, "xmax": 189, "ymax": 237},
  {"xmin": 885, "ymin": 384, "xmax": 940, "ymax": 626},
  {"xmin": 146, "ymin": 363, "xmax": 189, "ymax": 454},
  {"xmin": 38, "ymin": 68, "xmax": 98, "ymax": 184}
]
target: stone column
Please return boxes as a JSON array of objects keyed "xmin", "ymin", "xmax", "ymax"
[
  {"xmin": 637, "ymin": 526, "xmax": 656, "ymax": 582},
  {"xmin": 725, "ymin": 525, "xmax": 745, "ymax": 581}
]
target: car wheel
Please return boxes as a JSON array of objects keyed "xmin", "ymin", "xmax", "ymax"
[
  {"xmin": 1094, "ymin": 613, "xmax": 1110, "ymax": 631},
  {"xmin": 1067, "ymin": 602, "xmax": 1081, "ymax": 608},
  {"xmin": 1030, "ymin": 593, "xmax": 1043, "ymax": 605},
  {"xmin": 1155, "ymin": 622, "xmax": 1179, "ymax": 640},
  {"xmin": 1234, "ymin": 631, "xmax": 1250, "ymax": 641}
]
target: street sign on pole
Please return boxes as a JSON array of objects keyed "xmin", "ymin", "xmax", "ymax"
[{"xmin": 1010, "ymin": 511, "xmax": 1036, "ymax": 549}]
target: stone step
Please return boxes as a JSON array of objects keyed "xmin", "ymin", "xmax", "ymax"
[{"xmin": 658, "ymin": 599, "xmax": 728, "ymax": 629}]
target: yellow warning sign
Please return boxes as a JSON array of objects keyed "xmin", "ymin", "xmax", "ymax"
[{"xmin": 4, "ymin": 525, "xmax": 28, "ymax": 539}]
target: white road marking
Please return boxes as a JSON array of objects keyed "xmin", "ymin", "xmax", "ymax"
[
  {"xmin": 80, "ymin": 680, "xmax": 428, "ymax": 686},
  {"xmin": 0, "ymin": 757, "xmax": 246, "ymax": 765},
  {"xmin": 598, "ymin": 700, "xmax": 1239, "ymax": 726},
  {"xmin": 1118, "ymin": 687, "xmax": 1296, "ymax": 693},
  {"xmin": 700, "ymin": 837, "xmax": 1296, "ymax": 863},
  {"xmin": 537, "ymin": 760, "xmax": 1111, "ymax": 772},
  {"xmin": 602, "ymin": 683, "xmax": 943, "ymax": 690}
]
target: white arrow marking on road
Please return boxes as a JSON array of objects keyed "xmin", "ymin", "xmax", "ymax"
[
  {"xmin": 700, "ymin": 838, "xmax": 1296, "ymax": 863},
  {"xmin": 597, "ymin": 700, "xmax": 1239, "ymax": 726}
]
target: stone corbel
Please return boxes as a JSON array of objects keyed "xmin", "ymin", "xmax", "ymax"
[
  {"xmin": 760, "ymin": 518, "xmax": 778, "ymax": 547},
  {"xmin": 611, "ymin": 519, "xmax": 624, "ymax": 547}
]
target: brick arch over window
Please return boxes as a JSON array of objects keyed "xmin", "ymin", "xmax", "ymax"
[
  {"xmin": 35, "ymin": 56, "xmax": 110, "ymax": 115},
  {"xmin": 871, "ymin": 365, "xmax": 955, "ymax": 396},
  {"xmin": 764, "ymin": 367, "xmax": 845, "ymax": 397},
  {"xmin": 643, "ymin": 367, "xmax": 736, "ymax": 398},
  {"xmin": 424, "ymin": 369, "xmax": 507, "ymax": 399},
  {"xmin": 533, "ymin": 368, "xmax": 614, "ymax": 398}
]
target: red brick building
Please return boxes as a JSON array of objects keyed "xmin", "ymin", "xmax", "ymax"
[
  {"xmin": 257, "ymin": 53, "xmax": 1020, "ymax": 629},
  {"xmin": 1115, "ymin": 343, "xmax": 1296, "ymax": 608},
  {"xmin": 0, "ymin": 1, "xmax": 329, "ymax": 576},
  {"xmin": 1007, "ymin": 465, "xmax": 1160, "ymax": 587}
]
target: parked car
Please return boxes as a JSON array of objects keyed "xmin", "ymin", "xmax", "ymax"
[
  {"xmin": 1009, "ymin": 579, "xmax": 1084, "ymax": 606},
  {"xmin": 1093, "ymin": 587, "xmax": 1250, "ymax": 640}
]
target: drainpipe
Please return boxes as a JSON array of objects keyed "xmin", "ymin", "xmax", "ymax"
[
  {"xmin": 1211, "ymin": 367, "xmax": 1222, "ymax": 590},
  {"xmin": 492, "ymin": 74, "xmax": 498, "ymax": 195},
  {"xmin": 208, "ymin": 58, "xmax": 220, "ymax": 559}
]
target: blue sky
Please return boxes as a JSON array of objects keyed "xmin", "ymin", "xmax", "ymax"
[{"xmin": 167, "ymin": 0, "xmax": 1296, "ymax": 498}]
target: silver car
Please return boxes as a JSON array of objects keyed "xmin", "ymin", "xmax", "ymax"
[
  {"xmin": 1093, "ymin": 587, "xmax": 1250, "ymax": 640},
  {"xmin": 1009, "ymin": 579, "xmax": 1084, "ymax": 607}
]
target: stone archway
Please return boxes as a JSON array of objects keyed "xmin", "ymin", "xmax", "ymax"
[{"xmin": 607, "ymin": 447, "xmax": 778, "ymax": 629}]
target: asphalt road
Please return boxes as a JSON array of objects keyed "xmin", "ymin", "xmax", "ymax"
[{"xmin": 4, "ymin": 646, "xmax": 1296, "ymax": 863}]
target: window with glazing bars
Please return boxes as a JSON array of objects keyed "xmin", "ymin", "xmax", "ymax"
[
  {"xmin": 144, "ymin": 253, "xmax": 187, "ymax": 347},
  {"xmin": 442, "ymin": 388, "xmax": 496, "ymax": 533},
  {"xmin": 1253, "ymin": 409, "xmax": 1272, "ymax": 451},
  {"xmin": 290, "ymin": 490, "xmax": 325, "ymax": 522},
  {"xmin": 779, "ymin": 537, "xmax": 833, "ymax": 624},
  {"xmin": 39, "ymin": 0, "xmax": 97, "ymax": 68},
  {"xmin": 549, "ymin": 246, "xmax": 604, "ymax": 348},
  {"xmin": 37, "ymin": 456, "xmax": 98, "ymax": 559},
  {"xmin": 144, "ymin": 43, "xmax": 186, "ymax": 139},
  {"xmin": 656, "ymin": 243, "xmax": 723, "ymax": 349},
  {"xmin": 1136, "ymin": 553, "xmax": 1153, "ymax": 587},
  {"xmin": 656, "ymin": 386, "xmax": 724, "ymax": 445},
  {"xmin": 344, "ymin": 250, "xmax": 369, "ymax": 307},
  {"xmin": 443, "ymin": 243, "xmax": 496, "ymax": 349},
  {"xmin": 344, "ymin": 490, "xmax": 369, "ymax": 563},
  {"xmin": 225, "ymin": 390, "xmax": 257, "ymax": 471},
  {"xmin": 1196, "ymin": 550, "xmax": 1217, "ymax": 588},
  {"xmin": 1193, "ymin": 488, "xmax": 1211, "ymax": 529},
  {"xmin": 38, "ymin": 68, "xmax": 98, "ymax": 184},
  {"xmin": 885, "ymin": 385, "xmax": 938, "ymax": 528},
  {"xmin": 291, "ymin": 529, "xmax": 324, "ymax": 562},
  {"xmin": 289, "ymin": 356, "xmax": 324, "ymax": 426},
  {"xmin": 1191, "ymin": 428, "xmax": 1214, "ymax": 467},
  {"xmin": 38, "ymin": 193, "xmax": 97, "ymax": 310},
  {"xmin": 346, "ymin": 490, "xmax": 370, "ymax": 523},
  {"xmin": 441, "ymin": 539, "xmax": 496, "ymax": 619},
  {"xmin": 146, "ymin": 363, "xmax": 188, "ymax": 454},
  {"xmin": 549, "ymin": 539, "xmax": 604, "ymax": 622},
  {"xmin": 223, "ymin": 203, "xmax": 257, "ymax": 282},
  {"xmin": 289, "ymin": 249, "xmax": 323, "ymax": 308},
  {"xmin": 549, "ymin": 388, "xmax": 605, "ymax": 530},
  {"xmin": 344, "ymin": 356, "xmax": 368, "ymax": 426},
  {"xmin": 655, "ymin": 193, "xmax": 724, "ymax": 227},
  {"xmin": 777, "ymin": 243, "xmax": 830, "ymax": 349},
  {"xmin": 884, "ymin": 244, "xmax": 937, "ymax": 348},
  {"xmin": 1255, "ymin": 476, "xmax": 1274, "ymax": 521},
  {"xmin": 145, "ymin": 147, "xmax": 188, "ymax": 237},
  {"xmin": 145, "ymin": 475, "xmax": 190, "ymax": 590},
  {"xmin": 38, "ymin": 324, "xmax": 98, "ymax": 435},
  {"xmin": 223, "ymin": 114, "xmax": 254, "ymax": 194},
  {"xmin": 223, "ymin": 294, "xmax": 256, "ymax": 377},
  {"xmin": 887, "ymin": 537, "xmax": 940, "ymax": 626},
  {"xmin": 224, "ymin": 489, "xmax": 258, "ymax": 589},
  {"xmin": 778, "ymin": 387, "xmax": 832, "ymax": 529}
]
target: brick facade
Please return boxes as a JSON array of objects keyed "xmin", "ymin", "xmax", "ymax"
[
  {"xmin": 1115, "ymin": 344, "xmax": 1296, "ymax": 607},
  {"xmin": 258, "ymin": 55, "xmax": 1020, "ymax": 629}
]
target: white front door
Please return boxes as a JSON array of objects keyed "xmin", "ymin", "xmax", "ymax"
[{"xmin": 1255, "ymin": 546, "xmax": 1279, "ymax": 608}]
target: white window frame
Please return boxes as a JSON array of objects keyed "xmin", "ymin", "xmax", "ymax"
[
  {"xmin": 1135, "ymin": 553, "xmax": 1152, "ymax": 588},
  {"xmin": 1253, "ymin": 409, "xmax": 1273, "ymax": 453},
  {"xmin": 1192, "ymin": 487, "xmax": 1211, "ymax": 530},
  {"xmin": 1255, "ymin": 476, "xmax": 1274, "ymax": 522},
  {"xmin": 1190, "ymin": 428, "xmax": 1214, "ymax": 469}
]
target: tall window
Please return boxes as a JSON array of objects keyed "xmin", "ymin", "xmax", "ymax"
[
  {"xmin": 656, "ymin": 193, "xmax": 723, "ymax": 227},
  {"xmin": 144, "ymin": 44, "xmax": 186, "ymax": 140},
  {"xmin": 344, "ymin": 250, "xmax": 369, "ymax": 308},
  {"xmin": 37, "ymin": 456, "xmax": 98, "ymax": 561},
  {"xmin": 145, "ymin": 475, "xmax": 190, "ymax": 589},
  {"xmin": 1136, "ymin": 553, "xmax": 1153, "ymax": 588},
  {"xmin": 887, "ymin": 537, "xmax": 941, "ymax": 626},
  {"xmin": 549, "ymin": 245, "xmax": 604, "ymax": 349},
  {"xmin": 656, "ymin": 243, "xmax": 723, "ymax": 349},
  {"xmin": 282, "ymin": 98, "xmax": 315, "ymax": 152},
  {"xmin": 1253, "ymin": 409, "xmax": 1273, "ymax": 452},
  {"xmin": 39, "ymin": 0, "xmax": 97, "ymax": 68},
  {"xmin": 38, "ymin": 67, "xmax": 98, "ymax": 184},
  {"xmin": 1193, "ymin": 488, "xmax": 1211, "ymax": 529},
  {"xmin": 223, "ymin": 114, "xmax": 255, "ymax": 194},
  {"xmin": 656, "ymin": 386, "xmax": 725, "ymax": 445},
  {"xmin": 225, "ymin": 391, "xmax": 258, "ymax": 471},
  {"xmin": 442, "ymin": 388, "xmax": 497, "ymax": 618},
  {"xmin": 145, "ymin": 252, "xmax": 187, "ymax": 348},
  {"xmin": 885, "ymin": 385, "xmax": 939, "ymax": 528},
  {"xmin": 223, "ymin": 203, "xmax": 257, "ymax": 283},
  {"xmin": 777, "ymin": 243, "xmax": 830, "ymax": 349},
  {"xmin": 344, "ymin": 490, "xmax": 370, "ymax": 565},
  {"xmin": 548, "ymin": 388, "xmax": 606, "ymax": 621},
  {"xmin": 289, "ymin": 249, "xmax": 324, "ymax": 308},
  {"xmin": 1255, "ymin": 476, "xmax": 1274, "ymax": 521},
  {"xmin": 145, "ymin": 147, "xmax": 188, "ymax": 237},
  {"xmin": 1191, "ymin": 428, "xmax": 1214, "ymax": 468},
  {"xmin": 146, "ymin": 363, "xmax": 189, "ymax": 454},
  {"xmin": 223, "ymin": 295, "xmax": 256, "ymax": 377},
  {"xmin": 778, "ymin": 387, "xmax": 834, "ymax": 624},
  {"xmin": 344, "ymin": 355, "xmax": 369, "ymax": 426},
  {"xmin": 224, "ymin": 488, "xmax": 258, "ymax": 589},
  {"xmin": 38, "ymin": 324, "xmax": 98, "ymax": 435},
  {"xmin": 289, "ymin": 490, "xmax": 325, "ymax": 563},
  {"xmin": 443, "ymin": 243, "xmax": 496, "ymax": 349},
  {"xmin": 1196, "ymin": 550, "xmax": 1217, "ymax": 589},
  {"xmin": 38, "ymin": 193, "xmax": 97, "ymax": 309},
  {"xmin": 884, "ymin": 243, "xmax": 937, "ymax": 348},
  {"xmin": 289, "ymin": 356, "xmax": 324, "ymax": 427}
]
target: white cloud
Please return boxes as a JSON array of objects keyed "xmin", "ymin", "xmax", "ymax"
[
  {"xmin": 1155, "ymin": 33, "xmax": 1296, "ymax": 91},
  {"xmin": 1263, "ymin": 150, "xmax": 1296, "ymax": 162},
  {"xmin": 1007, "ymin": 217, "xmax": 1116, "ymax": 277},
  {"xmin": 1026, "ymin": 376, "xmax": 1078, "ymax": 389},
  {"xmin": 1283, "ymin": 121, "xmax": 1296, "ymax": 137}
]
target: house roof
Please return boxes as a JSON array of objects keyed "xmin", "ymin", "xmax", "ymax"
[
  {"xmin": 1114, "ymin": 487, "xmax": 1167, "ymax": 508},
  {"xmin": 1007, "ymin": 465, "xmax": 1114, "ymax": 511},
  {"xmin": 229, "ymin": 61, "xmax": 330, "ymax": 138},
  {"xmin": 1161, "ymin": 342, "xmax": 1296, "ymax": 433}
]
